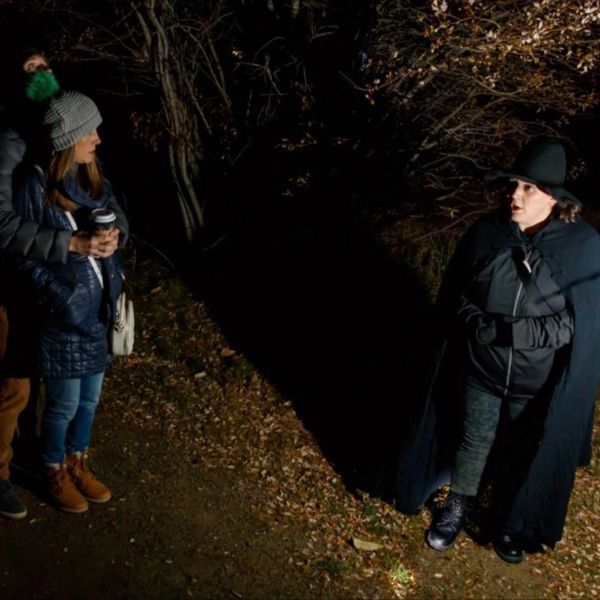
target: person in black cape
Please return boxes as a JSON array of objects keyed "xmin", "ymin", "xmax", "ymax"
[{"xmin": 395, "ymin": 138, "xmax": 600, "ymax": 564}]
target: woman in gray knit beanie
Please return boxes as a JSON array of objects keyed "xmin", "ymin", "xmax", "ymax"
[
  {"xmin": 41, "ymin": 89, "xmax": 104, "ymax": 209},
  {"xmin": 43, "ymin": 90, "xmax": 103, "ymax": 149},
  {"xmin": 8, "ymin": 84, "xmax": 129, "ymax": 514}
]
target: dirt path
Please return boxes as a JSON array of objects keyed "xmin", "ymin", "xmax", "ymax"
[
  {"xmin": 0, "ymin": 391, "xmax": 558, "ymax": 600},
  {"xmin": 2, "ymin": 252, "xmax": 599, "ymax": 599},
  {"xmin": 1, "ymin": 410, "xmax": 336, "ymax": 600}
]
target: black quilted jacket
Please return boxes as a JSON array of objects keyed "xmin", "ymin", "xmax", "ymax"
[{"xmin": 11, "ymin": 167, "xmax": 125, "ymax": 379}]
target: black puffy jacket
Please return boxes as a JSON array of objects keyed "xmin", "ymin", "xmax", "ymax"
[{"xmin": 11, "ymin": 167, "xmax": 125, "ymax": 379}]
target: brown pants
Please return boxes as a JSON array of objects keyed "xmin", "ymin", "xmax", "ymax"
[{"xmin": 0, "ymin": 306, "xmax": 30, "ymax": 480}]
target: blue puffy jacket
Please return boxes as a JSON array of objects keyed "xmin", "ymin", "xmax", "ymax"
[{"xmin": 11, "ymin": 167, "xmax": 125, "ymax": 379}]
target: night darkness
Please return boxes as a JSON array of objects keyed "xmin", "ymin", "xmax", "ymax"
[{"xmin": 1, "ymin": 1, "xmax": 600, "ymax": 598}]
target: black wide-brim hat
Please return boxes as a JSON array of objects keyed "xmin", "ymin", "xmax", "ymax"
[{"xmin": 485, "ymin": 138, "xmax": 581, "ymax": 206}]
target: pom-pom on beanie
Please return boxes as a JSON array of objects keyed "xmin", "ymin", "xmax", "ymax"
[
  {"xmin": 41, "ymin": 89, "xmax": 102, "ymax": 152},
  {"xmin": 25, "ymin": 70, "xmax": 60, "ymax": 102}
]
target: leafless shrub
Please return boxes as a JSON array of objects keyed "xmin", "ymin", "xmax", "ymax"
[
  {"xmin": 39, "ymin": 0, "xmax": 338, "ymax": 240},
  {"xmin": 362, "ymin": 0, "xmax": 600, "ymax": 203}
]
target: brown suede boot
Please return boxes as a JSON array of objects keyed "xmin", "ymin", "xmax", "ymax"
[
  {"xmin": 46, "ymin": 464, "xmax": 89, "ymax": 513},
  {"xmin": 66, "ymin": 452, "xmax": 111, "ymax": 503}
]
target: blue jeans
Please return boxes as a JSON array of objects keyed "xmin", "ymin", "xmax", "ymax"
[
  {"xmin": 41, "ymin": 372, "xmax": 105, "ymax": 465},
  {"xmin": 451, "ymin": 384, "xmax": 526, "ymax": 497}
]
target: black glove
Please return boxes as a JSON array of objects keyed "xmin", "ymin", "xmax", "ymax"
[
  {"xmin": 474, "ymin": 315, "xmax": 497, "ymax": 344},
  {"xmin": 457, "ymin": 299, "xmax": 512, "ymax": 346},
  {"xmin": 474, "ymin": 315, "xmax": 513, "ymax": 346}
]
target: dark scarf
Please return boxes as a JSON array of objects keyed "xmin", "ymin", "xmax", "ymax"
[{"xmin": 58, "ymin": 174, "xmax": 113, "ymax": 231}]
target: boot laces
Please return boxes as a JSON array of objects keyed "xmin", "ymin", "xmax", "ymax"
[
  {"xmin": 71, "ymin": 454, "xmax": 98, "ymax": 483},
  {"xmin": 438, "ymin": 494, "xmax": 467, "ymax": 526},
  {"xmin": 48, "ymin": 466, "xmax": 69, "ymax": 494}
]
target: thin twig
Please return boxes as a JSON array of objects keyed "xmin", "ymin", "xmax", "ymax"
[{"xmin": 406, "ymin": 208, "xmax": 492, "ymax": 243}]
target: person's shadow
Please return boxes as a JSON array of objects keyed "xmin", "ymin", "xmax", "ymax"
[{"xmin": 184, "ymin": 160, "xmax": 434, "ymax": 500}]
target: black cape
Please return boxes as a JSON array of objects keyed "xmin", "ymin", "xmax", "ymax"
[{"xmin": 395, "ymin": 212, "xmax": 600, "ymax": 546}]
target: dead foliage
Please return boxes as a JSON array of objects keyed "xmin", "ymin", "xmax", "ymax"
[{"xmin": 102, "ymin": 236, "xmax": 600, "ymax": 598}]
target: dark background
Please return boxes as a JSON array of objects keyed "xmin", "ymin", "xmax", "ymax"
[{"xmin": 1, "ymin": 0, "xmax": 598, "ymax": 499}]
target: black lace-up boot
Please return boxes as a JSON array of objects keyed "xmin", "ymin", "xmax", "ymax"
[{"xmin": 426, "ymin": 490, "xmax": 475, "ymax": 551}]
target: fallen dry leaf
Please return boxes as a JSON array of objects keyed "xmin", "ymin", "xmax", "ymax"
[{"xmin": 351, "ymin": 537, "xmax": 383, "ymax": 552}]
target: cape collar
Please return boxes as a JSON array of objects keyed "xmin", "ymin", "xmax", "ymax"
[{"xmin": 490, "ymin": 212, "xmax": 567, "ymax": 252}]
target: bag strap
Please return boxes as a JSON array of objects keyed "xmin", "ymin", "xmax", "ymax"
[{"xmin": 64, "ymin": 211, "xmax": 104, "ymax": 289}]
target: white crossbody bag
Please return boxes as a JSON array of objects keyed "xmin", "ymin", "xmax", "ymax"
[{"xmin": 65, "ymin": 211, "xmax": 134, "ymax": 356}]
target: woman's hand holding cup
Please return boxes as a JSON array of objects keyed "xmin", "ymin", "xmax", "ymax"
[{"xmin": 90, "ymin": 208, "xmax": 119, "ymax": 257}]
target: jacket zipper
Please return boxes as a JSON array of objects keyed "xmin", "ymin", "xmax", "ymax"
[{"xmin": 503, "ymin": 248, "xmax": 532, "ymax": 396}]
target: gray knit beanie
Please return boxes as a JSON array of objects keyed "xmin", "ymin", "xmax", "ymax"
[{"xmin": 42, "ymin": 90, "xmax": 102, "ymax": 151}]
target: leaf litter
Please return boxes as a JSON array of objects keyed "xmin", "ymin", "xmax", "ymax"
[{"xmin": 100, "ymin": 248, "xmax": 600, "ymax": 599}]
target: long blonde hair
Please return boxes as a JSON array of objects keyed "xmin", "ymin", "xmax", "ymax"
[{"xmin": 45, "ymin": 146, "xmax": 104, "ymax": 211}]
